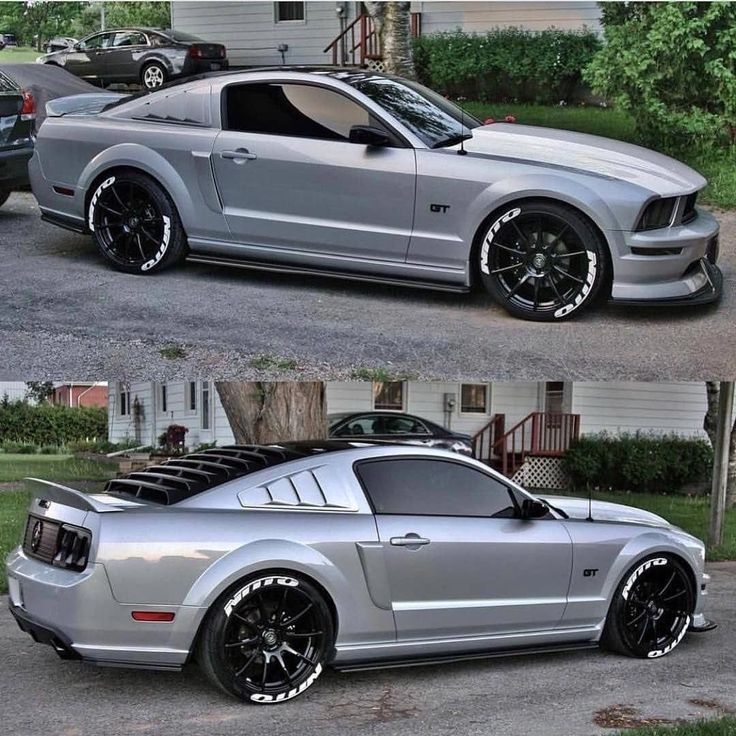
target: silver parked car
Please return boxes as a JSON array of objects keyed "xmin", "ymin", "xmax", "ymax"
[
  {"xmin": 6, "ymin": 442, "xmax": 715, "ymax": 704},
  {"xmin": 29, "ymin": 69, "xmax": 722, "ymax": 320}
]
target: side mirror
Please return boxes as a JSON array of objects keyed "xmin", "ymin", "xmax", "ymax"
[
  {"xmin": 349, "ymin": 125, "xmax": 391, "ymax": 147},
  {"xmin": 520, "ymin": 498, "xmax": 549, "ymax": 520}
]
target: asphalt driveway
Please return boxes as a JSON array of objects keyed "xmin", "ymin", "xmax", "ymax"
[
  {"xmin": 1, "ymin": 192, "xmax": 735, "ymax": 380},
  {"xmin": 2, "ymin": 561, "xmax": 734, "ymax": 736}
]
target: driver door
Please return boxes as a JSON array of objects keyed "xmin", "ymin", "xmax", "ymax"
[
  {"xmin": 356, "ymin": 457, "xmax": 573, "ymax": 640},
  {"xmin": 211, "ymin": 81, "xmax": 416, "ymax": 262},
  {"xmin": 64, "ymin": 32, "xmax": 112, "ymax": 82}
]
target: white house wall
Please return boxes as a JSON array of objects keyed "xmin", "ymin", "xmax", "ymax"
[
  {"xmin": 572, "ymin": 382, "xmax": 709, "ymax": 438},
  {"xmin": 0, "ymin": 382, "xmax": 29, "ymax": 402},
  {"xmin": 170, "ymin": 1, "xmax": 602, "ymax": 69}
]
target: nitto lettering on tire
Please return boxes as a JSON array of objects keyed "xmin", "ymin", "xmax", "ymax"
[
  {"xmin": 141, "ymin": 214, "xmax": 171, "ymax": 272},
  {"xmin": 250, "ymin": 664, "xmax": 323, "ymax": 703},
  {"xmin": 88, "ymin": 176, "xmax": 116, "ymax": 231},
  {"xmin": 553, "ymin": 251, "xmax": 597, "ymax": 319},
  {"xmin": 223, "ymin": 576, "xmax": 299, "ymax": 617},
  {"xmin": 621, "ymin": 557, "xmax": 668, "ymax": 601},
  {"xmin": 480, "ymin": 207, "xmax": 522, "ymax": 275}
]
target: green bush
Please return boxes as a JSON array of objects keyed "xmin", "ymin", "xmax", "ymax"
[
  {"xmin": 562, "ymin": 433, "xmax": 712, "ymax": 494},
  {"xmin": 584, "ymin": 2, "xmax": 736, "ymax": 153},
  {"xmin": 0, "ymin": 401, "xmax": 107, "ymax": 448},
  {"xmin": 38, "ymin": 445, "xmax": 62, "ymax": 455},
  {"xmin": 413, "ymin": 28, "xmax": 601, "ymax": 104},
  {"xmin": 0, "ymin": 442, "xmax": 37, "ymax": 455}
]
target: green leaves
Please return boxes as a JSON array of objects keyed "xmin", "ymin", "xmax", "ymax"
[
  {"xmin": 413, "ymin": 28, "xmax": 601, "ymax": 105},
  {"xmin": 584, "ymin": 1, "xmax": 736, "ymax": 152}
]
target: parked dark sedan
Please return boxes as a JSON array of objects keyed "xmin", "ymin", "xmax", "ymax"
[
  {"xmin": 328, "ymin": 411, "xmax": 473, "ymax": 455},
  {"xmin": 0, "ymin": 68, "xmax": 34, "ymax": 209},
  {"xmin": 37, "ymin": 27, "xmax": 228, "ymax": 90}
]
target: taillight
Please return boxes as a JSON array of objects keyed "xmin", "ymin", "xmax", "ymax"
[
  {"xmin": 188, "ymin": 44, "xmax": 202, "ymax": 59},
  {"xmin": 20, "ymin": 89, "xmax": 36, "ymax": 121},
  {"xmin": 219, "ymin": 46, "xmax": 226, "ymax": 58},
  {"xmin": 53, "ymin": 524, "xmax": 91, "ymax": 571}
]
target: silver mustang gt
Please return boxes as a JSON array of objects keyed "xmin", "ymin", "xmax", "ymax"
[
  {"xmin": 29, "ymin": 68, "xmax": 721, "ymax": 321},
  {"xmin": 6, "ymin": 441, "xmax": 715, "ymax": 704}
]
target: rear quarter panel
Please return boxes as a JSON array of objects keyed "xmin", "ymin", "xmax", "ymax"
[{"xmin": 32, "ymin": 116, "xmax": 227, "ymax": 239}]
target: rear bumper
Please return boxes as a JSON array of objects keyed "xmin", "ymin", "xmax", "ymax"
[
  {"xmin": 180, "ymin": 58, "xmax": 229, "ymax": 77},
  {"xmin": 9, "ymin": 603, "xmax": 81, "ymax": 660},
  {"xmin": 0, "ymin": 142, "xmax": 33, "ymax": 189},
  {"xmin": 608, "ymin": 208, "xmax": 722, "ymax": 305}
]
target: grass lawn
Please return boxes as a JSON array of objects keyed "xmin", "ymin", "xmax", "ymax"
[
  {"xmin": 0, "ymin": 45, "xmax": 42, "ymax": 63},
  {"xmin": 555, "ymin": 488, "xmax": 736, "ymax": 561},
  {"xmin": 618, "ymin": 717, "xmax": 736, "ymax": 736},
  {"xmin": 0, "ymin": 454, "xmax": 117, "ymax": 593},
  {"xmin": 463, "ymin": 102, "xmax": 736, "ymax": 210}
]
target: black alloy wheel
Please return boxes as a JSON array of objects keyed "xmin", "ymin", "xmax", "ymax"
[
  {"xmin": 198, "ymin": 574, "xmax": 333, "ymax": 703},
  {"xmin": 479, "ymin": 200, "xmax": 607, "ymax": 321},
  {"xmin": 603, "ymin": 555, "xmax": 694, "ymax": 659},
  {"xmin": 88, "ymin": 171, "xmax": 186, "ymax": 274}
]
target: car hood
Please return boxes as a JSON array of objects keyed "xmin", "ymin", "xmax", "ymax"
[
  {"xmin": 538, "ymin": 495, "xmax": 672, "ymax": 528},
  {"xmin": 462, "ymin": 124, "xmax": 706, "ymax": 196}
]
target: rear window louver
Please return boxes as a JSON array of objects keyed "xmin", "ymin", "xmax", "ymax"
[{"xmin": 103, "ymin": 444, "xmax": 311, "ymax": 505}]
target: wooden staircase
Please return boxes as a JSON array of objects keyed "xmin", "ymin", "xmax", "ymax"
[
  {"xmin": 323, "ymin": 12, "xmax": 422, "ymax": 67},
  {"xmin": 472, "ymin": 412, "xmax": 581, "ymax": 478}
]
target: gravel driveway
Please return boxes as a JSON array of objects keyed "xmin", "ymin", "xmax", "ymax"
[
  {"xmin": 2, "ymin": 562, "xmax": 734, "ymax": 736},
  {"xmin": 1, "ymin": 193, "xmax": 734, "ymax": 380}
]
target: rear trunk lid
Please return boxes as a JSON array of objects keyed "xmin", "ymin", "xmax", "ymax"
[
  {"xmin": 45, "ymin": 91, "xmax": 125, "ymax": 118},
  {"xmin": 188, "ymin": 42, "xmax": 226, "ymax": 59}
]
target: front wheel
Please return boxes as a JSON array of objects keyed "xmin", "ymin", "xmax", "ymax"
[
  {"xmin": 198, "ymin": 574, "xmax": 334, "ymax": 704},
  {"xmin": 603, "ymin": 555, "xmax": 694, "ymax": 659},
  {"xmin": 478, "ymin": 200, "xmax": 608, "ymax": 321},
  {"xmin": 88, "ymin": 171, "xmax": 187, "ymax": 274}
]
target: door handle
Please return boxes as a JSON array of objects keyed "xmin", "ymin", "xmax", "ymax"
[
  {"xmin": 220, "ymin": 148, "xmax": 257, "ymax": 163},
  {"xmin": 390, "ymin": 533, "xmax": 430, "ymax": 549}
]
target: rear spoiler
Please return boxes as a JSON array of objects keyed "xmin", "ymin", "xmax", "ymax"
[
  {"xmin": 25, "ymin": 478, "xmax": 124, "ymax": 513},
  {"xmin": 45, "ymin": 92, "xmax": 125, "ymax": 118}
]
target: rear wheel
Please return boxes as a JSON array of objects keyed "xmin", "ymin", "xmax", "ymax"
[
  {"xmin": 0, "ymin": 189, "xmax": 10, "ymax": 209},
  {"xmin": 88, "ymin": 170, "xmax": 186, "ymax": 274},
  {"xmin": 198, "ymin": 573, "xmax": 333, "ymax": 704},
  {"xmin": 603, "ymin": 555, "xmax": 694, "ymax": 659},
  {"xmin": 141, "ymin": 62, "xmax": 167, "ymax": 90},
  {"xmin": 478, "ymin": 200, "xmax": 608, "ymax": 321}
]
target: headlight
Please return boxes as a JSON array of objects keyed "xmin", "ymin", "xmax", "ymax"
[{"xmin": 636, "ymin": 197, "xmax": 677, "ymax": 231}]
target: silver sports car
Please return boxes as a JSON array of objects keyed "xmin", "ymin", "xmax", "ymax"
[
  {"xmin": 6, "ymin": 441, "xmax": 715, "ymax": 704},
  {"xmin": 29, "ymin": 68, "xmax": 721, "ymax": 321}
]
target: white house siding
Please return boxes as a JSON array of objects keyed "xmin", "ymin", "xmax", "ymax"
[
  {"xmin": 170, "ymin": 1, "xmax": 602, "ymax": 69},
  {"xmin": 171, "ymin": 1, "xmax": 357, "ymax": 67},
  {"xmin": 417, "ymin": 1, "xmax": 601, "ymax": 34},
  {"xmin": 0, "ymin": 382, "xmax": 28, "ymax": 402},
  {"xmin": 572, "ymin": 382, "xmax": 709, "ymax": 438}
]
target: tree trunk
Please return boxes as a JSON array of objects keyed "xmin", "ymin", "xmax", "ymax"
[
  {"xmin": 381, "ymin": 2, "xmax": 415, "ymax": 78},
  {"xmin": 215, "ymin": 382, "xmax": 327, "ymax": 445},
  {"xmin": 703, "ymin": 381, "xmax": 736, "ymax": 508}
]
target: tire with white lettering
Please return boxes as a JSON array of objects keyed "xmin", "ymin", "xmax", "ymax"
[
  {"xmin": 477, "ymin": 200, "xmax": 608, "ymax": 321},
  {"xmin": 602, "ymin": 555, "xmax": 694, "ymax": 659},
  {"xmin": 88, "ymin": 170, "xmax": 186, "ymax": 274},
  {"xmin": 198, "ymin": 573, "xmax": 334, "ymax": 704}
]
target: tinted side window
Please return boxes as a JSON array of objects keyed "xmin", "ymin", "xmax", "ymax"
[
  {"xmin": 112, "ymin": 32, "xmax": 147, "ymax": 47},
  {"xmin": 356, "ymin": 459, "xmax": 516, "ymax": 518},
  {"xmin": 224, "ymin": 82, "xmax": 374, "ymax": 141}
]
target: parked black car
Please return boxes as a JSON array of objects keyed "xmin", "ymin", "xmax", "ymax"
[
  {"xmin": 38, "ymin": 28, "xmax": 228, "ymax": 90},
  {"xmin": 0, "ymin": 68, "xmax": 34, "ymax": 209},
  {"xmin": 328, "ymin": 411, "xmax": 473, "ymax": 455}
]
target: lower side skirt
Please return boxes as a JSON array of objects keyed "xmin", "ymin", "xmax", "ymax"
[
  {"xmin": 331, "ymin": 642, "xmax": 599, "ymax": 673},
  {"xmin": 186, "ymin": 254, "xmax": 471, "ymax": 294}
]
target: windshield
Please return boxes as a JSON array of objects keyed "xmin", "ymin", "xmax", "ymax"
[
  {"xmin": 345, "ymin": 74, "xmax": 481, "ymax": 148},
  {"xmin": 327, "ymin": 413, "xmax": 351, "ymax": 429}
]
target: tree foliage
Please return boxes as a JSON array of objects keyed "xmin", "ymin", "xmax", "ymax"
[
  {"xmin": 25, "ymin": 381, "xmax": 54, "ymax": 404},
  {"xmin": 584, "ymin": 1, "xmax": 736, "ymax": 152}
]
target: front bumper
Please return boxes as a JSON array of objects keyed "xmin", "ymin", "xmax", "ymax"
[
  {"xmin": 608, "ymin": 208, "xmax": 722, "ymax": 305},
  {"xmin": 0, "ymin": 141, "xmax": 33, "ymax": 189}
]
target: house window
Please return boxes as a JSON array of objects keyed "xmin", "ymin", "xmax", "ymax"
[
  {"xmin": 159, "ymin": 384, "xmax": 167, "ymax": 413},
  {"xmin": 373, "ymin": 381, "xmax": 404, "ymax": 411},
  {"xmin": 275, "ymin": 1, "xmax": 305, "ymax": 22},
  {"xmin": 544, "ymin": 382, "xmax": 565, "ymax": 414},
  {"xmin": 188, "ymin": 381, "xmax": 197, "ymax": 412},
  {"xmin": 118, "ymin": 383, "xmax": 131, "ymax": 417},
  {"xmin": 201, "ymin": 381, "xmax": 211, "ymax": 430},
  {"xmin": 460, "ymin": 384, "xmax": 488, "ymax": 414}
]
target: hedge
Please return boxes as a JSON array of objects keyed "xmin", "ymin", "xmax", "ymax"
[
  {"xmin": 0, "ymin": 400, "xmax": 108, "ymax": 448},
  {"xmin": 562, "ymin": 433, "xmax": 712, "ymax": 494},
  {"xmin": 413, "ymin": 28, "xmax": 601, "ymax": 104}
]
